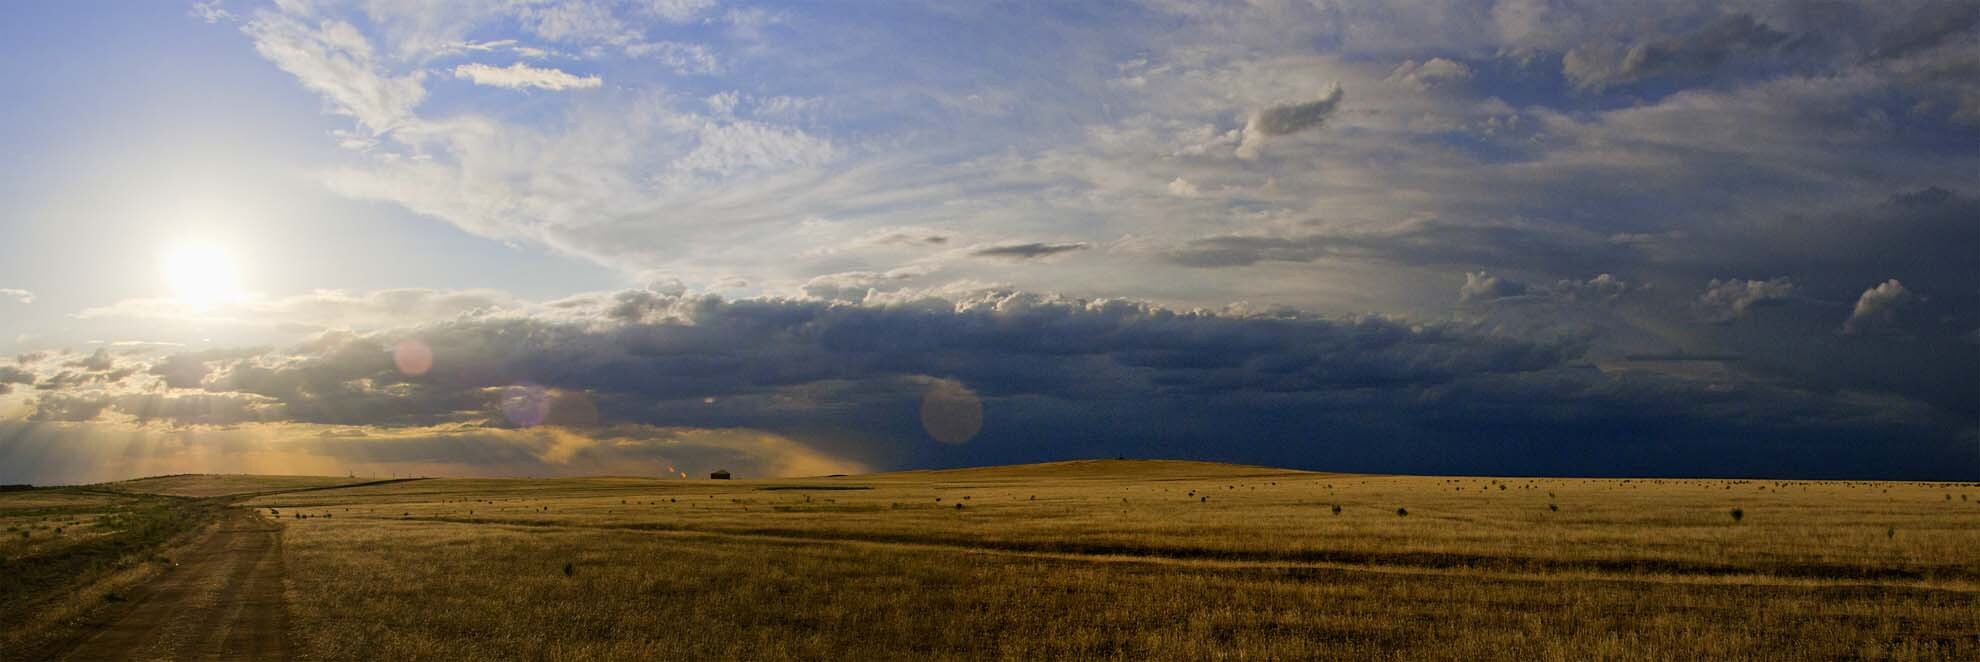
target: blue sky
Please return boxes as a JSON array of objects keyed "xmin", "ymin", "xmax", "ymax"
[{"xmin": 1, "ymin": 1, "xmax": 1975, "ymax": 482}]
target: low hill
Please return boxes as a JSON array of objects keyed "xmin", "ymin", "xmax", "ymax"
[
  {"xmin": 100, "ymin": 474, "xmax": 380, "ymax": 498},
  {"xmin": 851, "ymin": 458, "xmax": 1327, "ymax": 483}
]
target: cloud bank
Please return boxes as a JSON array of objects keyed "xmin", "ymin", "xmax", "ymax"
[{"xmin": 8, "ymin": 287, "xmax": 1974, "ymax": 483}]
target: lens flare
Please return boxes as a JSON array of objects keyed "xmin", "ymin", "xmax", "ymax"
[
  {"xmin": 393, "ymin": 339, "xmax": 433, "ymax": 376},
  {"xmin": 919, "ymin": 379, "xmax": 983, "ymax": 444},
  {"xmin": 501, "ymin": 383, "xmax": 551, "ymax": 427}
]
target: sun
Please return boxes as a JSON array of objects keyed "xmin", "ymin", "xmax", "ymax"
[{"xmin": 161, "ymin": 240, "xmax": 244, "ymax": 310}]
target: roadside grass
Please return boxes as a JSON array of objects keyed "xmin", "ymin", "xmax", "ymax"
[{"xmin": 0, "ymin": 489, "xmax": 223, "ymax": 655}]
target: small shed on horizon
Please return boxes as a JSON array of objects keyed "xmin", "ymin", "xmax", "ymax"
[{"xmin": 710, "ymin": 469, "xmax": 732, "ymax": 480}]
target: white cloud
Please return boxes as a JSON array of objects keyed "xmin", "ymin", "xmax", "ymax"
[
  {"xmin": 801, "ymin": 269, "xmax": 924, "ymax": 302},
  {"xmin": 1387, "ymin": 57, "xmax": 1472, "ymax": 90},
  {"xmin": 1166, "ymin": 177, "xmax": 1201, "ymax": 197},
  {"xmin": 1699, "ymin": 277, "xmax": 1796, "ymax": 322},
  {"xmin": 77, "ymin": 289, "xmax": 527, "ymax": 330},
  {"xmin": 521, "ymin": 0, "xmax": 634, "ymax": 44},
  {"xmin": 1551, "ymin": 273, "xmax": 1631, "ymax": 302},
  {"xmin": 190, "ymin": 1, "xmax": 231, "ymax": 24},
  {"xmin": 1843, "ymin": 279, "xmax": 1916, "ymax": 335},
  {"xmin": 0, "ymin": 289, "xmax": 32, "ymax": 304},
  {"xmin": 752, "ymin": 95, "xmax": 821, "ymax": 121},
  {"xmin": 638, "ymin": 0, "xmax": 717, "ymax": 23},
  {"xmin": 706, "ymin": 91, "xmax": 740, "ymax": 116},
  {"xmin": 1458, "ymin": 271, "xmax": 1527, "ymax": 303},
  {"xmin": 623, "ymin": 41, "xmax": 719, "ymax": 74},
  {"xmin": 435, "ymin": 39, "xmax": 556, "ymax": 60},
  {"xmin": 453, "ymin": 62, "xmax": 601, "ymax": 91},
  {"xmin": 671, "ymin": 120, "xmax": 836, "ymax": 176},
  {"xmin": 243, "ymin": 12, "xmax": 425, "ymax": 135},
  {"xmin": 1460, "ymin": 272, "xmax": 1631, "ymax": 304}
]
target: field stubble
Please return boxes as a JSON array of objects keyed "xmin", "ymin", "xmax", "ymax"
[{"xmin": 239, "ymin": 460, "xmax": 1978, "ymax": 660}]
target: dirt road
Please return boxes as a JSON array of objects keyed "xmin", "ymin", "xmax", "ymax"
[{"xmin": 58, "ymin": 508, "xmax": 291, "ymax": 661}]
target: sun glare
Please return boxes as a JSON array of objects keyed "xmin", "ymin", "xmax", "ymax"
[{"xmin": 161, "ymin": 240, "xmax": 244, "ymax": 310}]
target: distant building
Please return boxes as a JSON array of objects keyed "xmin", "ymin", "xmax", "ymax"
[{"xmin": 710, "ymin": 470, "xmax": 732, "ymax": 480}]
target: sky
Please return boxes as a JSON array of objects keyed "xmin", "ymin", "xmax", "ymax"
[{"xmin": 1, "ymin": 0, "xmax": 1975, "ymax": 483}]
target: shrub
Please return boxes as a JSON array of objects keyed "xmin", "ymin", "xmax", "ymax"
[
  {"xmin": 1730, "ymin": 507, "xmax": 1744, "ymax": 522},
  {"xmin": 1548, "ymin": 504, "xmax": 1559, "ymax": 512},
  {"xmin": 563, "ymin": 562, "xmax": 575, "ymax": 577},
  {"xmin": 1330, "ymin": 504, "xmax": 1342, "ymax": 515},
  {"xmin": 1396, "ymin": 507, "xmax": 1408, "ymax": 517}
]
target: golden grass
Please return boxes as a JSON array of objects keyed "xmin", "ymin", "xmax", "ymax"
[{"xmin": 237, "ymin": 460, "xmax": 1980, "ymax": 659}]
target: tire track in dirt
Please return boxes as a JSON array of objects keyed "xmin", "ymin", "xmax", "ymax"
[{"xmin": 57, "ymin": 509, "xmax": 290, "ymax": 661}]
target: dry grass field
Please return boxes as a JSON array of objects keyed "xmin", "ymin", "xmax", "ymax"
[
  {"xmin": 8, "ymin": 460, "xmax": 1978, "ymax": 660},
  {"xmin": 247, "ymin": 460, "xmax": 1977, "ymax": 660}
]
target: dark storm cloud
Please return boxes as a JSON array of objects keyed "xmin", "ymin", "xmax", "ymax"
[
  {"xmin": 1620, "ymin": 14, "xmax": 1793, "ymax": 78},
  {"xmin": 27, "ymin": 391, "xmax": 280, "ymax": 425},
  {"xmin": 1674, "ymin": 188, "xmax": 1977, "ymax": 309},
  {"xmin": 148, "ymin": 346, "xmax": 268, "ymax": 389},
  {"xmin": 0, "ymin": 365, "xmax": 31, "ymax": 396},
  {"xmin": 1565, "ymin": 13, "xmax": 1797, "ymax": 89},
  {"xmin": 24, "ymin": 290, "xmax": 1971, "ymax": 479},
  {"xmin": 1247, "ymin": 87, "xmax": 1347, "ymax": 137},
  {"xmin": 63, "ymin": 349, "xmax": 115, "ymax": 371},
  {"xmin": 1237, "ymin": 85, "xmax": 1345, "ymax": 159},
  {"xmin": 1871, "ymin": 1, "xmax": 1980, "ymax": 59},
  {"xmin": 868, "ymin": 231, "xmax": 949, "ymax": 246},
  {"xmin": 968, "ymin": 242, "xmax": 1091, "ymax": 260},
  {"xmin": 36, "ymin": 369, "xmax": 137, "ymax": 391}
]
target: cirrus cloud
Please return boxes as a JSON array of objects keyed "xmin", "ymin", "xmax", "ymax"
[{"xmin": 453, "ymin": 62, "xmax": 601, "ymax": 91}]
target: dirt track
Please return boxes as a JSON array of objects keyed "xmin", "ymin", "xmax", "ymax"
[{"xmin": 58, "ymin": 509, "xmax": 290, "ymax": 661}]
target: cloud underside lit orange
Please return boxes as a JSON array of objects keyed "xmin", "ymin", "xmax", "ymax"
[{"xmin": 0, "ymin": 419, "xmax": 867, "ymax": 484}]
